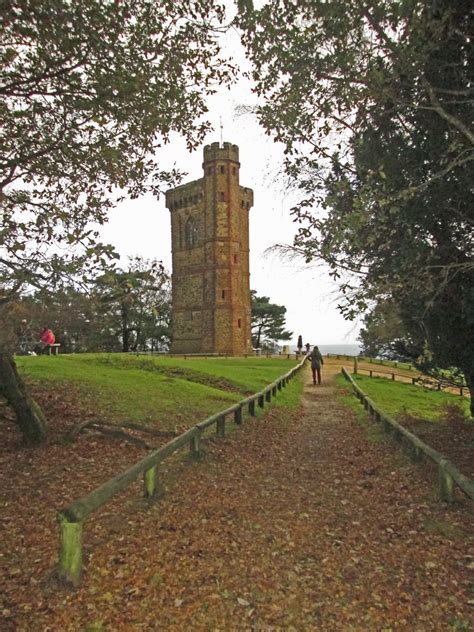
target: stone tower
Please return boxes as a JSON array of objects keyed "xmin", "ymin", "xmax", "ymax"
[{"xmin": 165, "ymin": 142, "xmax": 254, "ymax": 354}]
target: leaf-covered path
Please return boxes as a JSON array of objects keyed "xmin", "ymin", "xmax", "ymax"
[{"xmin": 4, "ymin": 365, "xmax": 474, "ymax": 630}]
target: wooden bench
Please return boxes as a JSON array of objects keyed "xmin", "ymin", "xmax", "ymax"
[{"xmin": 47, "ymin": 343, "xmax": 61, "ymax": 356}]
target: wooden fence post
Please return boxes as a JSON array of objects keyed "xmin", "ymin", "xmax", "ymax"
[
  {"xmin": 248, "ymin": 399, "xmax": 256, "ymax": 416},
  {"xmin": 258, "ymin": 394, "xmax": 265, "ymax": 408},
  {"xmin": 408, "ymin": 443, "xmax": 423, "ymax": 462},
  {"xmin": 234, "ymin": 405, "xmax": 243, "ymax": 425},
  {"xmin": 143, "ymin": 465, "xmax": 158, "ymax": 498},
  {"xmin": 391, "ymin": 373, "xmax": 395, "ymax": 381},
  {"xmin": 438, "ymin": 462, "xmax": 455, "ymax": 502},
  {"xmin": 57, "ymin": 514, "xmax": 83, "ymax": 587},
  {"xmin": 353, "ymin": 357, "xmax": 358, "ymax": 375},
  {"xmin": 265, "ymin": 389, "xmax": 272, "ymax": 403},
  {"xmin": 190, "ymin": 430, "xmax": 201, "ymax": 457},
  {"xmin": 277, "ymin": 380, "xmax": 282, "ymax": 391},
  {"xmin": 272, "ymin": 384, "xmax": 277, "ymax": 396},
  {"xmin": 216, "ymin": 416, "xmax": 226, "ymax": 437}
]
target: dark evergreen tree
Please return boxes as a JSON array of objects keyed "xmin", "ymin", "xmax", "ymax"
[{"xmin": 251, "ymin": 291, "xmax": 293, "ymax": 349}]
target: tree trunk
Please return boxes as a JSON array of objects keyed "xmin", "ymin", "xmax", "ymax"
[
  {"xmin": 121, "ymin": 302, "xmax": 130, "ymax": 352},
  {"xmin": 0, "ymin": 351, "xmax": 47, "ymax": 444},
  {"xmin": 465, "ymin": 370, "xmax": 474, "ymax": 417}
]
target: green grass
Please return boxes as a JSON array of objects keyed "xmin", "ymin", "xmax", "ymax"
[
  {"xmin": 335, "ymin": 373, "xmax": 471, "ymax": 422},
  {"xmin": 334, "ymin": 376, "xmax": 388, "ymax": 443},
  {"xmin": 16, "ymin": 353, "xmax": 301, "ymax": 430}
]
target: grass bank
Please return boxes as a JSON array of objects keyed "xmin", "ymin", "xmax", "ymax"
[
  {"xmin": 16, "ymin": 354, "xmax": 302, "ymax": 431},
  {"xmin": 335, "ymin": 373, "xmax": 471, "ymax": 421},
  {"xmin": 335, "ymin": 372, "xmax": 473, "ymax": 479}
]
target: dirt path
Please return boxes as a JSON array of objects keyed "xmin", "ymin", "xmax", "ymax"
[{"xmin": 4, "ymin": 366, "xmax": 473, "ymax": 630}]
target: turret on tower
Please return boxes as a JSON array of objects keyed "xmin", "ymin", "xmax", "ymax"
[{"xmin": 165, "ymin": 142, "xmax": 254, "ymax": 354}]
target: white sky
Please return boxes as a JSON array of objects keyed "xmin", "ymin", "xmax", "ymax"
[{"xmin": 100, "ymin": 20, "xmax": 361, "ymax": 347}]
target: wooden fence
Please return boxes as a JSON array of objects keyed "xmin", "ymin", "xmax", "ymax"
[
  {"xmin": 326, "ymin": 354, "xmax": 468, "ymax": 397},
  {"xmin": 57, "ymin": 356, "xmax": 307, "ymax": 587},
  {"xmin": 138, "ymin": 352, "xmax": 302, "ymax": 360},
  {"xmin": 351, "ymin": 358, "xmax": 468, "ymax": 398},
  {"xmin": 341, "ymin": 367, "xmax": 474, "ymax": 504}
]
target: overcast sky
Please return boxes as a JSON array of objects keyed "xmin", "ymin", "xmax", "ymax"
[{"xmin": 100, "ymin": 20, "xmax": 361, "ymax": 348}]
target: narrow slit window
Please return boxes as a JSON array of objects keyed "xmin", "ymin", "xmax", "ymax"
[
  {"xmin": 222, "ymin": 289, "xmax": 226, "ymax": 299},
  {"xmin": 220, "ymin": 165, "xmax": 225, "ymax": 174},
  {"xmin": 185, "ymin": 217, "xmax": 198, "ymax": 248},
  {"xmin": 237, "ymin": 318, "xmax": 242, "ymax": 328},
  {"xmin": 233, "ymin": 254, "xmax": 238, "ymax": 264},
  {"xmin": 220, "ymin": 191, "xmax": 225, "ymax": 201}
]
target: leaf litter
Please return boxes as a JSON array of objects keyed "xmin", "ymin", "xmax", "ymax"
[{"xmin": 0, "ymin": 366, "xmax": 473, "ymax": 630}]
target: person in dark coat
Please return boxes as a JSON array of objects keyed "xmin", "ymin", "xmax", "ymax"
[{"xmin": 308, "ymin": 345, "xmax": 324, "ymax": 385}]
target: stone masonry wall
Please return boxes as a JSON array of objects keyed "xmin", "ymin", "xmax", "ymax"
[{"xmin": 165, "ymin": 142, "xmax": 253, "ymax": 354}]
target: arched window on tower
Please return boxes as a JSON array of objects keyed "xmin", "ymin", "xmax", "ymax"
[{"xmin": 185, "ymin": 216, "xmax": 198, "ymax": 248}]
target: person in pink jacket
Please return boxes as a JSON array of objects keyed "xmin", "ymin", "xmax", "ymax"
[
  {"xmin": 35, "ymin": 326, "xmax": 55, "ymax": 353},
  {"xmin": 40, "ymin": 327, "xmax": 55, "ymax": 346}
]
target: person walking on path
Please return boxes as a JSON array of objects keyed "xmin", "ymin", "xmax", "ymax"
[{"xmin": 308, "ymin": 345, "xmax": 324, "ymax": 385}]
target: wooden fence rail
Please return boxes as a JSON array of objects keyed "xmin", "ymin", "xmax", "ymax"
[
  {"xmin": 326, "ymin": 353, "xmax": 414, "ymax": 370},
  {"xmin": 57, "ymin": 358, "xmax": 306, "ymax": 587},
  {"xmin": 138, "ymin": 352, "xmax": 302, "ymax": 360},
  {"xmin": 326, "ymin": 354, "xmax": 468, "ymax": 397},
  {"xmin": 341, "ymin": 367, "xmax": 474, "ymax": 505},
  {"xmin": 351, "ymin": 359, "xmax": 468, "ymax": 397}
]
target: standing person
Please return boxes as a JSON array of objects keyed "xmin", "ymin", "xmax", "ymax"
[
  {"xmin": 16, "ymin": 319, "xmax": 31, "ymax": 355},
  {"xmin": 308, "ymin": 345, "xmax": 324, "ymax": 385},
  {"xmin": 305, "ymin": 342, "xmax": 311, "ymax": 354},
  {"xmin": 297, "ymin": 335, "xmax": 303, "ymax": 355}
]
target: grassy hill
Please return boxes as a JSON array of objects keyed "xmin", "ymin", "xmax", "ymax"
[
  {"xmin": 335, "ymin": 371, "xmax": 473, "ymax": 479},
  {"xmin": 339, "ymin": 374, "xmax": 471, "ymax": 420},
  {"xmin": 16, "ymin": 354, "xmax": 302, "ymax": 431}
]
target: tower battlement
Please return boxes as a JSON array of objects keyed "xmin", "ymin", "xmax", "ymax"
[{"xmin": 203, "ymin": 141, "xmax": 239, "ymax": 165}]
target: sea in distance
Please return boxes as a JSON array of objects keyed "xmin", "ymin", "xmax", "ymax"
[{"xmin": 288, "ymin": 343, "xmax": 360, "ymax": 356}]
